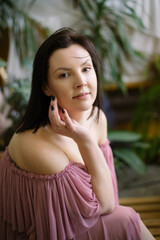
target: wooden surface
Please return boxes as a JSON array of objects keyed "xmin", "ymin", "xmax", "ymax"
[
  {"xmin": 120, "ymin": 196, "xmax": 160, "ymax": 239},
  {"xmin": 103, "ymin": 79, "xmax": 152, "ymax": 91},
  {"xmin": 0, "ymin": 151, "xmax": 3, "ymax": 159}
]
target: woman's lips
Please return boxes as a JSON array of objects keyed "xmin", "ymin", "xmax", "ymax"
[{"xmin": 73, "ymin": 92, "xmax": 90, "ymax": 99}]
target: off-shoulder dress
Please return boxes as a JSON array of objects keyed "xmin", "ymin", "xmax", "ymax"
[{"xmin": 0, "ymin": 140, "xmax": 142, "ymax": 239}]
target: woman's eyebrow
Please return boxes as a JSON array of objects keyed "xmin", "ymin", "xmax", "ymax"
[
  {"xmin": 53, "ymin": 67, "xmax": 71, "ymax": 74},
  {"xmin": 80, "ymin": 58, "xmax": 91, "ymax": 67},
  {"xmin": 53, "ymin": 58, "xmax": 91, "ymax": 74}
]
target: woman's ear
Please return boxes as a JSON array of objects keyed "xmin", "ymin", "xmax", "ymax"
[{"xmin": 42, "ymin": 85, "xmax": 52, "ymax": 96}]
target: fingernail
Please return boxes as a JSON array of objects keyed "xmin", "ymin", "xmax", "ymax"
[
  {"xmin": 51, "ymin": 106, "xmax": 54, "ymax": 111},
  {"xmin": 62, "ymin": 108, "xmax": 65, "ymax": 114},
  {"xmin": 51, "ymin": 96, "xmax": 55, "ymax": 101}
]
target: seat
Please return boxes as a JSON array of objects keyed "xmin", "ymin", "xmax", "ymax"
[{"xmin": 120, "ymin": 196, "xmax": 160, "ymax": 239}]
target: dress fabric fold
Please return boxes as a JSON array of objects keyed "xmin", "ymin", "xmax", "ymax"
[{"xmin": 0, "ymin": 140, "xmax": 142, "ymax": 239}]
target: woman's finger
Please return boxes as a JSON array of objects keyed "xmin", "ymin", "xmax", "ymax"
[
  {"xmin": 49, "ymin": 97, "xmax": 63, "ymax": 123},
  {"xmin": 60, "ymin": 109, "xmax": 76, "ymax": 131},
  {"xmin": 49, "ymin": 98, "xmax": 67, "ymax": 133},
  {"xmin": 49, "ymin": 98, "xmax": 80, "ymax": 136},
  {"xmin": 50, "ymin": 96, "xmax": 58, "ymax": 115}
]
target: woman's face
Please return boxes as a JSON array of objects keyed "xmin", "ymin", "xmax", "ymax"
[{"xmin": 46, "ymin": 44, "xmax": 97, "ymax": 114}]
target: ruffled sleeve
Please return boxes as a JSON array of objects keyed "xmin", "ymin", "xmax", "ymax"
[{"xmin": 0, "ymin": 148, "xmax": 100, "ymax": 240}]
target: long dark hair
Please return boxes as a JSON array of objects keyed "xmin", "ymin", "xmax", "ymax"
[{"xmin": 16, "ymin": 27, "xmax": 102, "ymax": 133}]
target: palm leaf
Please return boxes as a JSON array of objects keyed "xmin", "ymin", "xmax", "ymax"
[
  {"xmin": 114, "ymin": 148, "xmax": 146, "ymax": 174},
  {"xmin": 108, "ymin": 131, "xmax": 142, "ymax": 142}
]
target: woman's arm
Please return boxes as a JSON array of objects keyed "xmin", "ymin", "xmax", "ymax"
[
  {"xmin": 76, "ymin": 110, "xmax": 115, "ymax": 215},
  {"xmin": 75, "ymin": 136, "xmax": 115, "ymax": 215},
  {"xmin": 49, "ymin": 99, "xmax": 115, "ymax": 215}
]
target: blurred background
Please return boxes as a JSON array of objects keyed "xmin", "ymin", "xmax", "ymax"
[{"xmin": 0, "ymin": 0, "xmax": 160, "ymax": 198}]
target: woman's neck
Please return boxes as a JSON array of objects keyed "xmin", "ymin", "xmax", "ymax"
[{"xmin": 68, "ymin": 108, "xmax": 92, "ymax": 126}]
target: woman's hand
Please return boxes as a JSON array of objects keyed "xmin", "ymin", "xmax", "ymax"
[{"xmin": 48, "ymin": 97, "xmax": 90, "ymax": 143}]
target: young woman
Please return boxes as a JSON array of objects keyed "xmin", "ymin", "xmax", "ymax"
[{"xmin": 0, "ymin": 28, "xmax": 155, "ymax": 239}]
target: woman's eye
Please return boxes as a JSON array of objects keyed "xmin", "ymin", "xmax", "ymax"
[
  {"xmin": 83, "ymin": 67, "xmax": 91, "ymax": 72},
  {"xmin": 59, "ymin": 73, "xmax": 69, "ymax": 79}
]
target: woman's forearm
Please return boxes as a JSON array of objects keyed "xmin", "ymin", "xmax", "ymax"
[{"xmin": 76, "ymin": 137, "xmax": 115, "ymax": 215}]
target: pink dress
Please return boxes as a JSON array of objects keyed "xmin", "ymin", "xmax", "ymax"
[{"xmin": 0, "ymin": 140, "xmax": 142, "ymax": 239}]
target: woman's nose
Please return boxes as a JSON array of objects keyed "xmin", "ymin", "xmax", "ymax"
[{"xmin": 74, "ymin": 74, "xmax": 87, "ymax": 88}]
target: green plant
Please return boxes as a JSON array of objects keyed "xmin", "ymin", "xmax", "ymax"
[
  {"xmin": 0, "ymin": 0, "xmax": 50, "ymax": 65},
  {"xmin": 108, "ymin": 130, "xmax": 149, "ymax": 174},
  {"xmin": 75, "ymin": 0, "xmax": 144, "ymax": 93},
  {"xmin": 0, "ymin": 77, "xmax": 31, "ymax": 150},
  {"xmin": 0, "ymin": 0, "xmax": 50, "ymax": 150},
  {"xmin": 132, "ymin": 55, "xmax": 160, "ymax": 163}
]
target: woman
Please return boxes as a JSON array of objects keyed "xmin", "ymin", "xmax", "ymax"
[{"xmin": 0, "ymin": 28, "xmax": 154, "ymax": 239}]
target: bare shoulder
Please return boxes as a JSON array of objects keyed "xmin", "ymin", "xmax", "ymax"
[
  {"xmin": 8, "ymin": 129, "xmax": 69, "ymax": 175},
  {"xmin": 95, "ymin": 109, "xmax": 108, "ymax": 145}
]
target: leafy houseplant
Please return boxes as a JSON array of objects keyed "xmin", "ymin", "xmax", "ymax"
[
  {"xmin": 108, "ymin": 130, "xmax": 148, "ymax": 175},
  {"xmin": 75, "ymin": 0, "xmax": 144, "ymax": 93},
  {"xmin": 0, "ymin": 0, "xmax": 50, "ymax": 150},
  {"xmin": 0, "ymin": 77, "xmax": 31, "ymax": 150},
  {"xmin": 132, "ymin": 55, "xmax": 160, "ymax": 164},
  {"xmin": 0, "ymin": 0, "xmax": 50, "ymax": 65}
]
